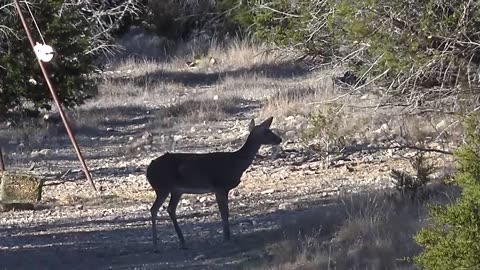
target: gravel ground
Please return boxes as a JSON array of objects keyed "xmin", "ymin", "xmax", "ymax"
[{"xmin": 0, "ymin": 106, "xmax": 420, "ymax": 270}]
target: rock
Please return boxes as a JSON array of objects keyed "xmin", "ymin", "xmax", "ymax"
[
  {"xmin": 436, "ymin": 119, "xmax": 447, "ymax": 130},
  {"xmin": 31, "ymin": 149, "xmax": 53, "ymax": 158},
  {"xmin": 75, "ymin": 204, "xmax": 84, "ymax": 210},
  {"xmin": 39, "ymin": 149, "xmax": 52, "ymax": 156},
  {"xmin": 173, "ymin": 135, "xmax": 183, "ymax": 142},
  {"xmin": 30, "ymin": 151, "xmax": 41, "ymax": 159},
  {"xmin": 285, "ymin": 130, "xmax": 296, "ymax": 138},
  {"xmin": 380, "ymin": 123, "xmax": 389, "ymax": 132},
  {"xmin": 194, "ymin": 254, "xmax": 206, "ymax": 261},
  {"xmin": 278, "ymin": 202, "xmax": 290, "ymax": 210},
  {"xmin": 260, "ymin": 188, "xmax": 275, "ymax": 195},
  {"xmin": 0, "ymin": 171, "xmax": 44, "ymax": 204},
  {"xmin": 239, "ymin": 221, "xmax": 253, "ymax": 229}
]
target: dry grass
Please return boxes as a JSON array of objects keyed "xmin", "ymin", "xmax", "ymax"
[
  {"xmin": 150, "ymin": 96, "xmax": 256, "ymax": 129},
  {"xmin": 1, "ymin": 36, "xmax": 463, "ymax": 162},
  {"xmin": 247, "ymin": 183, "xmax": 458, "ymax": 270}
]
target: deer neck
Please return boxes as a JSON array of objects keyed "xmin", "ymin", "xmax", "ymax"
[{"xmin": 234, "ymin": 133, "xmax": 262, "ymax": 170}]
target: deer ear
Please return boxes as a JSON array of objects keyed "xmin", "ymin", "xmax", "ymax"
[
  {"xmin": 259, "ymin": 117, "xmax": 273, "ymax": 128},
  {"xmin": 248, "ymin": 119, "xmax": 255, "ymax": 132}
]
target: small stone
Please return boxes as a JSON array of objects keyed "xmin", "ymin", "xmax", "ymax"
[
  {"xmin": 285, "ymin": 130, "xmax": 296, "ymax": 138},
  {"xmin": 194, "ymin": 254, "xmax": 206, "ymax": 261},
  {"xmin": 260, "ymin": 189, "xmax": 275, "ymax": 195},
  {"xmin": 436, "ymin": 119, "xmax": 447, "ymax": 130},
  {"xmin": 75, "ymin": 204, "xmax": 84, "ymax": 210},
  {"xmin": 39, "ymin": 149, "xmax": 53, "ymax": 157},
  {"xmin": 106, "ymin": 127, "xmax": 114, "ymax": 132},
  {"xmin": 278, "ymin": 202, "xmax": 290, "ymax": 210}
]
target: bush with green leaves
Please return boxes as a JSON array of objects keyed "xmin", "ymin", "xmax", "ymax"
[
  {"xmin": 0, "ymin": 1, "xmax": 140, "ymax": 119},
  {"xmin": 414, "ymin": 113, "xmax": 480, "ymax": 269},
  {"xmin": 302, "ymin": 104, "xmax": 353, "ymax": 153},
  {"xmin": 332, "ymin": 0, "xmax": 480, "ymax": 95},
  {"xmin": 239, "ymin": 0, "xmax": 480, "ymax": 107},
  {"xmin": 226, "ymin": 0, "xmax": 334, "ymax": 57},
  {"xmin": 0, "ymin": 1, "xmax": 98, "ymax": 118}
]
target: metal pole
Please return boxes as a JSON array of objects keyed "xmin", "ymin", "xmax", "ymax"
[
  {"xmin": 0, "ymin": 147, "xmax": 5, "ymax": 172},
  {"xmin": 14, "ymin": 0, "xmax": 97, "ymax": 192}
]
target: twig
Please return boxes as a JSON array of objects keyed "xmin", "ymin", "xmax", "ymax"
[{"xmin": 257, "ymin": 4, "xmax": 301, "ymax": 18}]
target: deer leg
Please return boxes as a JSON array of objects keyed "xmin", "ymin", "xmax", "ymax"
[
  {"xmin": 150, "ymin": 190, "xmax": 169, "ymax": 252},
  {"xmin": 167, "ymin": 192, "xmax": 186, "ymax": 249},
  {"xmin": 215, "ymin": 190, "xmax": 231, "ymax": 241}
]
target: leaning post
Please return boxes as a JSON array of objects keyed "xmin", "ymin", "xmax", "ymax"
[{"xmin": 13, "ymin": 0, "xmax": 97, "ymax": 192}]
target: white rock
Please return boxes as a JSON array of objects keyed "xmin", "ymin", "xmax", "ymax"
[
  {"xmin": 260, "ymin": 189, "xmax": 275, "ymax": 195},
  {"xmin": 278, "ymin": 202, "xmax": 290, "ymax": 210},
  {"xmin": 173, "ymin": 135, "xmax": 182, "ymax": 142},
  {"xmin": 285, "ymin": 130, "xmax": 296, "ymax": 138},
  {"xmin": 436, "ymin": 120, "xmax": 447, "ymax": 130}
]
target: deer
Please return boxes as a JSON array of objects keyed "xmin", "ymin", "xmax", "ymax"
[{"xmin": 146, "ymin": 117, "xmax": 282, "ymax": 252}]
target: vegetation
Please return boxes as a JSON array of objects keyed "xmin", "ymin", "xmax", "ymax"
[
  {"xmin": 207, "ymin": 0, "xmax": 480, "ymax": 110},
  {"xmin": 0, "ymin": 0, "xmax": 96, "ymax": 118},
  {"xmin": 415, "ymin": 113, "xmax": 480, "ymax": 269},
  {"xmin": 2, "ymin": 1, "xmax": 480, "ymax": 268},
  {"xmin": 0, "ymin": 0, "xmax": 139, "ymax": 119}
]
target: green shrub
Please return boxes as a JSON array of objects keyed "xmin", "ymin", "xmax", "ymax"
[
  {"xmin": 302, "ymin": 104, "xmax": 352, "ymax": 153},
  {"xmin": 414, "ymin": 113, "xmax": 480, "ymax": 269},
  {"xmin": 239, "ymin": 0, "xmax": 480, "ymax": 106},
  {"xmin": 331, "ymin": 0, "xmax": 480, "ymax": 89},
  {"xmin": 0, "ymin": 0, "xmax": 98, "ymax": 118}
]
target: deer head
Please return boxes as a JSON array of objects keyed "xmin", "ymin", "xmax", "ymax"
[{"xmin": 248, "ymin": 117, "xmax": 282, "ymax": 145}]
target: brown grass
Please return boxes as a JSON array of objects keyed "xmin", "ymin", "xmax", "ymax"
[
  {"xmin": 247, "ymin": 183, "xmax": 458, "ymax": 270},
  {"xmin": 151, "ymin": 96, "xmax": 255, "ymax": 129}
]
